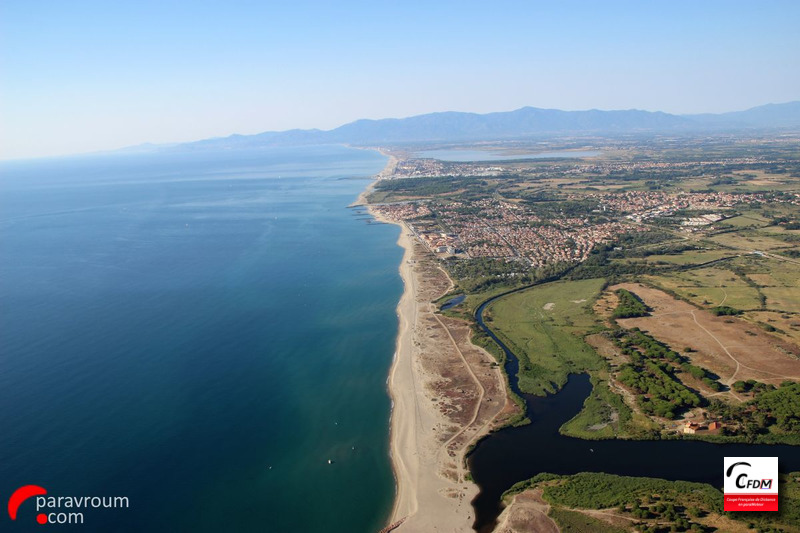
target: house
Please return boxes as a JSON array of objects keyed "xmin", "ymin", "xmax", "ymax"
[{"xmin": 683, "ymin": 422, "xmax": 701, "ymax": 434}]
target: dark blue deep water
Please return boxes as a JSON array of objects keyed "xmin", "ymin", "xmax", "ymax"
[{"xmin": 0, "ymin": 146, "xmax": 401, "ymax": 532}]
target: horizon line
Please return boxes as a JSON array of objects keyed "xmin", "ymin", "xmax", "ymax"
[{"xmin": 2, "ymin": 99, "xmax": 798, "ymax": 163}]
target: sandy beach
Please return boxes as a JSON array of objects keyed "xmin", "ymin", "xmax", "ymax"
[
  {"xmin": 350, "ymin": 149, "xmax": 398, "ymax": 207},
  {"xmin": 368, "ymin": 203, "xmax": 519, "ymax": 532}
]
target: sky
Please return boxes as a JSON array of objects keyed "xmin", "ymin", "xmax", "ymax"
[{"xmin": 1, "ymin": 1, "xmax": 799, "ymax": 160}]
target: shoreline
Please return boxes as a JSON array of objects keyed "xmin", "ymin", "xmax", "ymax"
[
  {"xmin": 363, "ymin": 157, "xmax": 514, "ymax": 532},
  {"xmin": 381, "ymin": 216, "xmax": 419, "ymax": 524},
  {"xmin": 360, "ymin": 148, "xmax": 419, "ymax": 527},
  {"xmin": 350, "ymin": 148, "xmax": 398, "ymax": 207}
]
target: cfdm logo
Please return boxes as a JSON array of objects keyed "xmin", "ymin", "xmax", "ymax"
[
  {"xmin": 724, "ymin": 457, "xmax": 779, "ymax": 511},
  {"xmin": 7, "ymin": 485, "xmax": 130, "ymax": 526}
]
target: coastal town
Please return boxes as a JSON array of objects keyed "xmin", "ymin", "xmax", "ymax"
[
  {"xmin": 376, "ymin": 144, "xmax": 795, "ymax": 181},
  {"xmin": 373, "ymin": 199, "xmax": 638, "ymax": 267},
  {"xmin": 385, "ymin": 156, "xmax": 508, "ymax": 179},
  {"xmin": 371, "ymin": 188, "xmax": 797, "ymax": 268}
]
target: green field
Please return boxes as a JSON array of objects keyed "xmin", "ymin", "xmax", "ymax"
[
  {"xmin": 721, "ymin": 212, "xmax": 771, "ymax": 228},
  {"xmin": 647, "ymin": 265, "xmax": 764, "ymax": 310},
  {"xmin": 762, "ymin": 287, "xmax": 800, "ymax": 313},
  {"xmin": 484, "ymin": 278, "xmax": 606, "ymax": 395},
  {"xmin": 637, "ymin": 249, "xmax": 736, "ymax": 265},
  {"xmin": 742, "ymin": 257, "xmax": 800, "ymax": 313},
  {"xmin": 482, "ymin": 278, "xmax": 644, "ymax": 437},
  {"xmin": 710, "ymin": 230, "xmax": 792, "ymax": 251},
  {"xmin": 761, "ymin": 224, "xmax": 800, "ymax": 236}
]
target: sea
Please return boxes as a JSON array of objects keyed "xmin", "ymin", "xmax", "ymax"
[{"xmin": 0, "ymin": 145, "xmax": 402, "ymax": 532}]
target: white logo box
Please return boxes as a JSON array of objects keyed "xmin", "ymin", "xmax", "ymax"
[{"xmin": 724, "ymin": 457, "xmax": 778, "ymax": 512}]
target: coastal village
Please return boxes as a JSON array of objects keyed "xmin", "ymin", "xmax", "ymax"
[
  {"xmin": 371, "ymin": 190, "xmax": 792, "ymax": 268},
  {"xmin": 375, "ymin": 199, "xmax": 637, "ymax": 267},
  {"xmin": 382, "ymin": 152, "xmax": 783, "ymax": 181},
  {"xmin": 576, "ymin": 190, "xmax": 773, "ymax": 222}
]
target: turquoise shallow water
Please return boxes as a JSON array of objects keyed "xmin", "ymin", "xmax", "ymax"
[{"xmin": 0, "ymin": 145, "xmax": 401, "ymax": 532}]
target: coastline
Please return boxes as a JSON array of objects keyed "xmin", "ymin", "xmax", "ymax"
[
  {"xmin": 363, "ymin": 157, "xmax": 516, "ymax": 532},
  {"xmin": 350, "ymin": 148, "xmax": 398, "ymax": 207},
  {"xmin": 377, "ymin": 211, "xmax": 479, "ymax": 532},
  {"xmin": 383, "ymin": 219, "xmax": 420, "ymax": 523}
]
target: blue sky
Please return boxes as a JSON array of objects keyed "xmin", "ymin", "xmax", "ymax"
[{"xmin": 1, "ymin": 1, "xmax": 799, "ymax": 159}]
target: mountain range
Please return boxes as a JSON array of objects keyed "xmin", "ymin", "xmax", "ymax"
[{"xmin": 172, "ymin": 101, "xmax": 800, "ymax": 151}]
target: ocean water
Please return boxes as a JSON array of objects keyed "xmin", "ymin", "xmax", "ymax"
[{"xmin": 0, "ymin": 145, "xmax": 402, "ymax": 532}]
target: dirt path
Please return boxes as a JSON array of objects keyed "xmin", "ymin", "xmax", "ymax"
[
  {"xmin": 688, "ymin": 309, "xmax": 800, "ymax": 382},
  {"xmin": 380, "ymin": 219, "xmax": 508, "ymax": 532},
  {"xmin": 580, "ymin": 508, "xmax": 672, "ymax": 526},
  {"xmin": 495, "ymin": 489, "xmax": 559, "ymax": 533},
  {"xmin": 717, "ymin": 288, "xmax": 728, "ymax": 306},
  {"xmin": 434, "ymin": 312, "xmax": 486, "ymax": 482},
  {"xmin": 432, "ymin": 264, "xmax": 503, "ymax": 482},
  {"xmin": 646, "ymin": 305, "xmax": 800, "ymax": 386},
  {"xmin": 688, "ymin": 309, "xmax": 742, "ymax": 386}
]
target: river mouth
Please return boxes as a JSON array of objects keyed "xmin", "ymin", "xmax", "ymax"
[{"xmin": 467, "ymin": 296, "xmax": 800, "ymax": 533}]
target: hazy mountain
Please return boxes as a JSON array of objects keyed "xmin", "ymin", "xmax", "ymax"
[
  {"xmin": 173, "ymin": 101, "xmax": 800, "ymax": 151},
  {"xmin": 323, "ymin": 107, "xmax": 692, "ymax": 143},
  {"xmin": 687, "ymin": 101, "xmax": 800, "ymax": 129}
]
